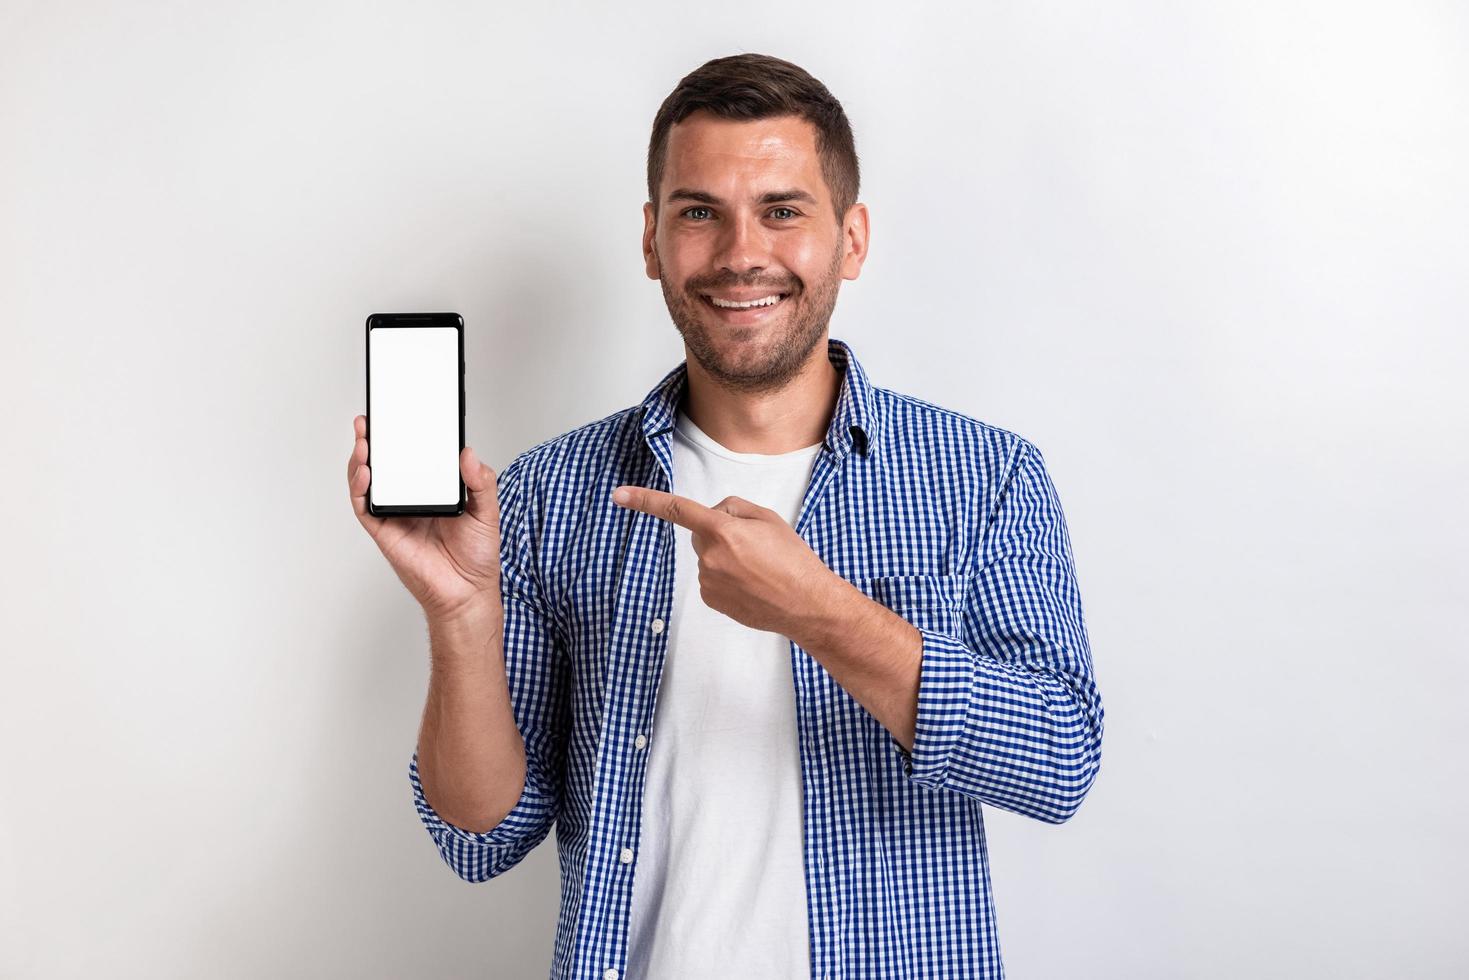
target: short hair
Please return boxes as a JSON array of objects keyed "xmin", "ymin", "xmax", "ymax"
[{"xmin": 647, "ymin": 53, "xmax": 861, "ymax": 229}]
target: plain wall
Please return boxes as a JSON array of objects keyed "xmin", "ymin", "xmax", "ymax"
[{"xmin": 2, "ymin": 1, "xmax": 1465, "ymax": 977}]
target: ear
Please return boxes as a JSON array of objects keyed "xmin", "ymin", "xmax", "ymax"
[
  {"xmin": 643, "ymin": 201, "xmax": 660, "ymax": 280},
  {"xmin": 839, "ymin": 201, "xmax": 870, "ymax": 281}
]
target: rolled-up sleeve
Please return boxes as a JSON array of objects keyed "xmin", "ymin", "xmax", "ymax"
[
  {"xmin": 890, "ymin": 439, "xmax": 1104, "ymax": 823},
  {"xmin": 409, "ymin": 450, "xmax": 571, "ymax": 881}
]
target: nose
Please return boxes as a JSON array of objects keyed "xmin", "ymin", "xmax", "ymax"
[{"xmin": 711, "ymin": 209, "xmax": 771, "ymax": 277}]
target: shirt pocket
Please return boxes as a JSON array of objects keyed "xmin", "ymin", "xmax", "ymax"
[{"xmin": 854, "ymin": 572, "xmax": 970, "ymax": 640}]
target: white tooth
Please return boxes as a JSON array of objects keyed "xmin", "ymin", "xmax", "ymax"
[{"xmin": 710, "ymin": 293, "xmax": 782, "ymax": 309}]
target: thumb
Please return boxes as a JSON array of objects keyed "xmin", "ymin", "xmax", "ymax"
[{"xmin": 461, "ymin": 446, "xmax": 500, "ymax": 526}]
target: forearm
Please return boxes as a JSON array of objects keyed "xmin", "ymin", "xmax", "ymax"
[
  {"xmin": 415, "ymin": 612, "xmax": 527, "ymax": 835},
  {"xmin": 793, "ymin": 574, "xmax": 923, "ymax": 752},
  {"xmin": 795, "ymin": 572, "xmax": 1102, "ymax": 822}
]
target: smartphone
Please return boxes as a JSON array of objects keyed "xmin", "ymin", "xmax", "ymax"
[{"xmin": 365, "ymin": 312, "xmax": 466, "ymax": 517}]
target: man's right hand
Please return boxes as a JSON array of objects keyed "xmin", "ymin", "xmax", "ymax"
[{"xmin": 346, "ymin": 414, "xmax": 505, "ymax": 627}]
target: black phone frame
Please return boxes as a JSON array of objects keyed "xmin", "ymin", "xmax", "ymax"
[{"xmin": 365, "ymin": 312, "xmax": 467, "ymax": 518}]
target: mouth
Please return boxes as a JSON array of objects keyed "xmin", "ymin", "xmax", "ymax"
[{"xmin": 699, "ymin": 291, "xmax": 791, "ymax": 323}]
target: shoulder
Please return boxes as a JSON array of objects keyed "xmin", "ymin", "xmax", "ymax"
[
  {"xmin": 500, "ymin": 405, "xmax": 643, "ymax": 486},
  {"xmin": 873, "ymin": 385, "xmax": 1040, "ymax": 473}
]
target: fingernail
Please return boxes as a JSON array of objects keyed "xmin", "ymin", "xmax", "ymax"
[{"xmin": 612, "ymin": 487, "xmax": 630, "ymax": 504}]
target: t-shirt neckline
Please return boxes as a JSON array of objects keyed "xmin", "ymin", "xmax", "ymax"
[{"xmin": 674, "ymin": 409, "xmax": 825, "ymax": 465}]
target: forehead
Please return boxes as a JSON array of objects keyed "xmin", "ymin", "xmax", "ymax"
[{"xmin": 662, "ymin": 112, "xmax": 824, "ymax": 200}]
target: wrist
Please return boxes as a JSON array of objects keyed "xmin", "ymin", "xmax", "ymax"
[
  {"xmin": 791, "ymin": 571, "xmax": 859, "ymax": 653},
  {"xmin": 427, "ymin": 605, "xmax": 504, "ymax": 662}
]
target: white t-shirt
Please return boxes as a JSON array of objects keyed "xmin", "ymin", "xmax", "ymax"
[{"xmin": 624, "ymin": 408, "xmax": 825, "ymax": 979}]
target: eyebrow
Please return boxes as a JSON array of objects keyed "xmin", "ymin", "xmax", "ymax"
[{"xmin": 665, "ymin": 188, "xmax": 819, "ymax": 207}]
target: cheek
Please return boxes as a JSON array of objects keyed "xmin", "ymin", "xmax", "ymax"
[
  {"xmin": 780, "ymin": 238, "xmax": 834, "ymax": 282},
  {"xmin": 657, "ymin": 240, "xmax": 705, "ymax": 287}
]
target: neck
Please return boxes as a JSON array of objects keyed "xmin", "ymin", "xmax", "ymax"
[{"xmin": 681, "ymin": 340, "xmax": 840, "ymax": 455}]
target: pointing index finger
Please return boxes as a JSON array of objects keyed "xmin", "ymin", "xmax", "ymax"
[{"xmin": 613, "ymin": 485, "xmax": 723, "ymax": 534}]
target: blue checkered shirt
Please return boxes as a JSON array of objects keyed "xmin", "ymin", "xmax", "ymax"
[{"xmin": 410, "ymin": 337, "xmax": 1104, "ymax": 979}]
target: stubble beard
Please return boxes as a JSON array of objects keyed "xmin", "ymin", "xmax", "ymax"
[{"xmin": 658, "ymin": 240, "xmax": 844, "ymax": 397}]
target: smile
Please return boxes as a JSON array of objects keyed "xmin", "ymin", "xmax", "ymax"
[
  {"xmin": 706, "ymin": 292, "xmax": 784, "ymax": 308},
  {"xmin": 700, "ymin": 292, "xmax": 790, "ymax": 320}
]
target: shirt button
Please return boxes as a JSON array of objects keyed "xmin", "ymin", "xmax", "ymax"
[
  {"xmin": 650, "ymin": 617, "xmax": 665, "ymax": 634},
  {"xmin": 603, "ymin": 970, "xmax": 619, "ymax": 980},
  {"xmin": 620, "ymin": 847, "xmax": 634, "ymax": 864},
  {"xmin": 634, "ymin": 734, "xmax": 647, "ymax": 750}
]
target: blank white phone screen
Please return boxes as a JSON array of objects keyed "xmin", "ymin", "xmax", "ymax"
[{"xmin": 369, "ymin": 326, "xmax": 460, "ymax": 507}]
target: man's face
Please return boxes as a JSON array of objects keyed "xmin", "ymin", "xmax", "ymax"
[{"xmin": 643, "ymin": 111, "xmax": 869, "ymax": 394}]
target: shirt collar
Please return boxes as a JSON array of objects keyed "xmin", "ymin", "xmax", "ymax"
[{"xmin": 637, "ymin": 336, "xmax": 877, "ymax": 459}]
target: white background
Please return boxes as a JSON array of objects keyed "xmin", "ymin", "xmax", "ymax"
[{"xmin": 2, "ymin": 1, "xmax": 1465, "ymax": 977}]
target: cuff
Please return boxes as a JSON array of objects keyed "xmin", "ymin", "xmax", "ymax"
[
  {"xmin": 409, "ymin": 749, "xmax": 551, "ymax": 849},
  {"xmin": 889, "ymin": 626, "xmax": 973, "ymax": 789}
]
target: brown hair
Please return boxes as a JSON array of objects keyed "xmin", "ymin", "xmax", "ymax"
[{"xmin": 647, "ymin": 53, "xmax": 861, "ymax": 229}]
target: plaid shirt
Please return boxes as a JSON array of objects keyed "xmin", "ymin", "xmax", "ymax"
[{"xmin": 410, "ymin": 336, "xmax": 1104, "ymax": 979}]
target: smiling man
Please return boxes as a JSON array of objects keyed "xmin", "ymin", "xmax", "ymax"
[{"xmin": 398, "ymin": 52, "xmax": 1104, "ymax": 980}]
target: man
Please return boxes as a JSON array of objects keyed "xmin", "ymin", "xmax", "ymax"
[{"xmin": 347, "ymin": 52, "xmax": 1103, "ymax": 980}]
